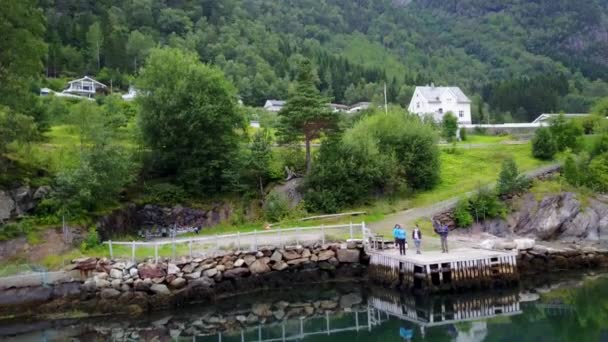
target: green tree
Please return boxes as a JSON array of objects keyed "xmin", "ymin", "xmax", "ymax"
[
  {"xmin": 496, "ymin": 158, "xmax": 529, "ymax": 196},
  {"xmin": 442, "ymin": 112, "xmax": 459, "ymax": 142},
  {"xmin": 86, "ymin": 22, "xmax": 103, "ymax": 72},
  {"xmin": 278, "ymin": 59, "xmax": 339, "ymax": 174},
  {"xmin": 137, "ymin": 47, "xmax": 243, "ymax": 193},
  {"xmin": 0, "ymin": 106, "xmax": 37, "ymax": 169},
  {"xmin": 591, "ymin": 98, "xmax": 608, "ymax": 118},
  {"xmin": 549, "ymin": 113, "xmax": 583, "ymax": 152},
  {"xmin": 126, "ymin": 30, "xmax": 155, "ymax": 72},
  {"xmin": 243, "ymin": 129, "xmax": 274, "ymax": 198},
  {"xmin": 587, "ymin": 153, "xmax": 608, "ymax": 193},
  {"xmin": 532, "ymin": 127, "xmax": 557, "ymax": 160},
  {"xmin": 0, "ymin": 0, "xmax": 46, "ymax": 113},
  {"xmin": 454, "ymin": 198, "xmax": 473, "ymax": 228},
  {"xmin": 468, "ymin": 186, "xmax": 506, "ymax": 223},
  {"xmin": 562, "ymin": 152, "xmax": 588, "ymax": 187}
]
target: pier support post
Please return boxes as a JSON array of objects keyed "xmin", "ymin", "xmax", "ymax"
[
  {"xmin": 108, "ymin": 240, "xmax": 113, "ymax": 259},
  {"xmin": 131, "ymin": 241, "xmax": 135, "ymax": 263}
]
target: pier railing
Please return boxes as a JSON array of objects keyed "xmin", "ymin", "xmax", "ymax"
[{"xmin": 103, "ymin": 222, "xmax": 367, "ymax": 262}]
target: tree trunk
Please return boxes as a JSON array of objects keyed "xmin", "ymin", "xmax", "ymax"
[{"xmin": 305, "ymin": 138, "xmax": 312, "ymax": 175}]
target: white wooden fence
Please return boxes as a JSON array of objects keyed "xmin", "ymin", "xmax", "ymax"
[{"xmin": 104, "ymin": 222, "xmax": 368, "ymax": 262}]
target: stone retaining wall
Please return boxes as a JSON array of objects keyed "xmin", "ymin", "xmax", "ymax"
[
  {"xmin": 0, "ymin": 242, "xmax": 368, "ymax": 319},
  {"xmin": 517, "ymin": 245, "xmax": 608, "ymax": 274}
]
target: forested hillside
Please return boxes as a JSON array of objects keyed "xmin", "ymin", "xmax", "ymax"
[{"xmin": 39, "ymin": 0, "xmax": 608, "ymax": 122}]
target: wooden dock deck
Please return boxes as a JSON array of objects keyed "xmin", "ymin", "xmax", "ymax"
[{"xmin": 368, "ymin": 247, "xmax": 518, "ymax": 293}]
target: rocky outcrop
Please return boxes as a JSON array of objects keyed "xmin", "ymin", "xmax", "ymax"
[
  {"xmin": 96, "ymin": 203, "xmax": 234, "ymax": 239},
  {"xmin": 0, "ymin": 185, "xmax": 51, "ymax": 222}
]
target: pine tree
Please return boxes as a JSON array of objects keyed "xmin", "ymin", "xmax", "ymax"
[{"xmin": 278, "ymin": 59, "xmax": 339, "ymax": 174}]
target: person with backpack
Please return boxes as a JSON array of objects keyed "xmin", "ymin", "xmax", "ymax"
[
  {"xmin": 412, "ymin": 224, "xmax": 422, "ymax": 254},
  {"xmin": 393, "ymin": 224, "xmax": 407, "ymax": 256}
]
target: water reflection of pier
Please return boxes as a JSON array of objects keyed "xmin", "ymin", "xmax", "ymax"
[{"xmin": 197, "ymin": 291, "xmax": 522, "ymax": 341}]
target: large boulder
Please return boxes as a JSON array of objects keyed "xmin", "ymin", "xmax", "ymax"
[
  {"xmin": 337, "ymin": 249, "xmax": 360, "ymax": 263},
  {"xmin": 138, "ymin": 263, "xmax": 166, "ymax": 279},
  {"xmin": 514, "ymin": 238, "xmax": 535, "ymax": 250},
  {"xmin": 169, "ymin": 277, "xmax": 187, "ymax": 289},
  {"xmin": 100, "ymin": 288, "xmax": 121, "ymax": 299},
  {"xmin": 514, "ymin": 193, "xmax": 580, "ymax": 239},
  {"xmin": 223, "ymin": 267, "xmax": 250, "ymax": 279},
  {"xmin": 317, "ymin": 250, "xmax": 335, "ymax": 261},
  {"xmin": 250, "ymin": 259, "xmax": 271, "ymax": 274},
  {"xmin": 150, "ymin": 284, "xmax": 171, "ymax": 295},
  {"xmin": 0, "ymin": 190, "xmax": 15, "ymax": 222}
]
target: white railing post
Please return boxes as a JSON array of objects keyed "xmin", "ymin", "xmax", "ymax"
[
  {"xmin": 109, "ymin": 240, "xmax": 113, "ymax": 259},
  {"xmin": 215, "ymin": 234, "xmax": 220, "ymax": 251},
  {"xmin": 171, "ymin": 239, "xmax": 176, "ymax": 261},
  {"xmin": 131, "ymin": 241, "xmax": 135, "ymax": 263},
  {"xmin": 296, "ymin": 227, "xmax": 300, "ymax": 246},
  {"xmin": 326, "ymin": 311, "xmax": 330, "ymax": 335},
  {"xmin": 189, "ymin": 239, "xmax": 192, "ymax": 257},
  {"xmin": 321, "ymin": 224, "xmax": 325, "ymax": 245},
  {"xmin": 155, "ymin": 244, "xmax": 158, "ymax": 263},
  {"xmin": 253, "ymin": 230, "xmax": 258, "ymax": 251},
  {"xmin": 349, "ymin": 222, "xmax": 353, "ymax": 239},
  {"xmin": 237, "ymin": 231, "xmax": 241, "ymax": 251}
]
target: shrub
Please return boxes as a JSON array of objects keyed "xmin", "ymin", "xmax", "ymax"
[
  {"xmin": 80, "ymin": 226, "xmax": 100, "ymax": 251},
  {"xmin": 591, "ymin": 134, "xmax": 608, "ymax": 158},
  {"xmin": 442, "ymin": 112, "xmax": 458, "ymax": 142},
  {"xmin": 496, "ymin": 158, "xmax": 530, "ymax": 196},
  {"xmin": 143, "ymin": 182, "xmax": 187, "ymax": 204},
  {"xmin": 468, "ymin": 186, "xmax": 506, "ymax": 222},
  {"xmin": 459, "ymin": 127, "xmax": 467, "ymax": 141},
  {"xmin": 588, "ymin": 153, "xmax": 608, "ymax": 193},
  {"xmin": 263, "ymin": 192, "xmax": 290, "ymax": 222},
  {"xmin": 549, "ymin": 113, "xmax": 583, "ymax": 152},
  {"xmin": 454, "ymin": 199, "xmax": 473, "ymax": 228},
  {"xmin": 532, "ymin": 127, "xmax": 557, "ymax": 160}
]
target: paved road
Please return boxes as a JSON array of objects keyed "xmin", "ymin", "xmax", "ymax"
[{"xmin": 369, "ymin": 163, "xmax": 561, "ymax": 233}]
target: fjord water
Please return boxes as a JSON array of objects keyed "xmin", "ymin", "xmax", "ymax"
[{"xmin": 2, "ymin": 273, "xmax": 608, "ymax": 342}]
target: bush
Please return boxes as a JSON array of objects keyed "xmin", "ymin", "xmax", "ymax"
[
  {"xmin": 549, "ymin": 113, "xmax": 583, "ymax": 152},
  {"xmin": 588, "ymin": 153, "xmax": 608, "ymax": 193},
  {"xmin": 80, "ymin": 226, "xmax": 100, "ymax": 251},
  {"xmin": 263, "ymin": 192, "xmax": 290, "ymax": 222},
  {"xmin": 459, "ymin": 127, "xmax": 467, "ymax": 141},
  {"xmin": 143, "ymin": 182, "xmax": 187, "ymax": 204},
  {"xmin": 442, "ymin": 112, "xmax": 458, "ymax": 142},
  {"xmin": 591, "ymin": 134, "xmax": 608, "ymax": 158},
  {"xmin": 496, "ymin": 158, "xmax": 530, "ymax": 196},
  {"xmin": 454, "ymin": 199, "xmax": 473, "ymax": 228},
  {"xmin": 468, "ymin": 186, "xmax": 506, "ymax": 222},
  {"xmin": 532, "ymin": 127, "xmax": 557, "ymax": 160}
]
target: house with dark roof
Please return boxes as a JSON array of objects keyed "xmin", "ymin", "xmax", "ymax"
[{"xmin": 408, "ymin": 85, "xmax": 472, "ymax": 124}]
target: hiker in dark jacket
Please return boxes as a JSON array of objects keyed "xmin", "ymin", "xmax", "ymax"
[
  {"xmin": 412, "ymin": 224, "xmax": 422, "ymax": 254},
  {"xmin": 433, "ymin": 219, "xmax": 449, "ymax": 253}
]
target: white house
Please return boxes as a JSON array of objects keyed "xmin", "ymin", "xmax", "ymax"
[
  {"xmin": 121, "ymin": 86, "xmax": 138, "ymax": 101},
  {"xmin": 63, "ymin": 76, "xmax": 107, "ymax": 98},
  {"xmin": 263, "ymin": 100, "xmax": 285, "ymax": 112},
  {"xmin": 408, "ymin": 85, "xmax": 472, "ymax": 124}
]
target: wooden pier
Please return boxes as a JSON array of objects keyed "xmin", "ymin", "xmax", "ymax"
[{"xmin": 368, "ymin": 248, "xmax": 518, "ymax": 293}]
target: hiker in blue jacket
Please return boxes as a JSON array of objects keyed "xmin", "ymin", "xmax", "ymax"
[{"xmin": 393, "ymin": 224, "xmax": 407, "ymax": 255}]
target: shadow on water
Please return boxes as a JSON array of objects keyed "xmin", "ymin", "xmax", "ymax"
[{"xmin": 3, "ymin": 271, "xmax": 608, "ymax": 341}]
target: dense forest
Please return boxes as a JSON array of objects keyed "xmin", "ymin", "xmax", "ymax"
[{"xmin": 37, "ymin": 0, "xmax": 608, "ymax": 122}]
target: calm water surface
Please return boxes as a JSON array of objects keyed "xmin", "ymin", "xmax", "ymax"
[{"xmin": 2, "ymin": 273, "xmax": 608, "ymax": 342}]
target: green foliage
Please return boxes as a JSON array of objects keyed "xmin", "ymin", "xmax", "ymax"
[
  {"xmin": 591, "ymin": 98, "xmax": 608, "ymax": 118},
  {"xmin": 142, "ymin": 183, "xmax": 187, "ymax": 205},
  {"xmin": 590, "ymin": 134, "xmax": 608, "ymax": 158},
  {"xmin": 80, "ymin": 226, "xmax": 100, "ymax": 251},
  {"xmin": 587, "ymin": 153, "xmax": 608, "ymax": 193},
  {"xmin": 442, "ymin": 112, "xmax": 459, "ymax": 142},
  {"xmin": 459, "ymin": 127, "xmax": 467, "ymax": 141},
  {"xmin": 263, "ymin": 193, "xmax": 290, "ymax": 222},
  {"xmin": 137, "ymin": 47, "xmax": 243, "ymax": 194},
  {"xmin": 278, "ymin": 59, "xmax": 340, "ymax": 174},
  {"xmin": 468, "ymin": 187, "xmax": 507, "ymax": 222},
  {"xmin": 345, "ymin": 110, "xmax": 440, "ymax": 190},
  {"xmin": 532, "ymin": 127, "xmax": 557, "ymax": 160},
  {"xmin": 563, "ymin": 153, "xmax": 582, "ymax": 187},
  {"xmin": 496, "ymin": 158, "xmax": 530, "ymax": 196},
  {"xmin": 549, "ymin": 113, "xmax": 584, "ymax": 152},
  {"xmin": 0, "ymin": 107, "xmax": 38, "ymax": 158},
  {"xmin": 454, "ymin": 198, "xmax": 474, "ymax": 228},
  {"xmin": 304, "ymin": 137, "xmax": 402, "ymax": 213}
]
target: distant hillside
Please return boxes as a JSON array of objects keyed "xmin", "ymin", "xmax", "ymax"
[{"xmin": 40, "ymin": 0, "xmax": 608, "ymax": 121}]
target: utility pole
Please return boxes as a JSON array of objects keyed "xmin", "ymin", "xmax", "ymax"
[{"xmin": 384, "ymin": 82, "xmax": 388, "ymax": 115}]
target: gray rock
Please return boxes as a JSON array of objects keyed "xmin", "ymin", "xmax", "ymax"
[
  {"xmin": 286, "ymin": 257, "xmax": 309, "ymax": 265},
  {"xmin": 270, "ymin": 251, "xmax": 283, "ymax": 263},
  {"xmin": 223, "ymin": 267, "xmax": 250, "ymax": 279},
  {"xmin": 233, "ymin": 259, "xmax": 245, "ymax": 267},
  {"xmin": 169, "ymin": 277, "xmax": 187, "ymax": 289},
  {"xmin": 317, "ymin": 250, "xmax": 335, "ymax": 261},
  {"xmin": 340, "ymin": 293, "xmax": 362, "ymax": 308},
  {"xmin": 129, "ymin": 268, "xmax": 139, "ymax": 277},
  {"xmin": 188, "ymin": 276, "xmax": 214, "ymax": 289},
  {"xmin": 319, "ymin": 300, "xmax": 338, "ymax": 310},
  {"xmin": 111, "ymin": 279, "xmax": 122, "ymax": 289},
  {"xmin": 110, "ymin": 268, "xmax": 123, "ymax": 279},
  {"xmin": 282, "ymin": 250, "xmax": 300, "ymax": 260},
  {"xmin": 272, "ymin": 261, "xmax": 288, "ymax": 271},
  {"xmin": 252, "ymin": 303, "xmax": 272, "ymax": 317},
  {"xmin": 33, "ymin": 186, "xmax": 51, "ymax": 200},
  {"xmin": 0, "ymin": 190, "xmax": 15, "ymax": 221},
  {"xmin": 203, "ymin": 268, "xmax": 218, "ymax": 278},
  {"xmin": 337, "ymin": 249, "xmax": 360, "ymax": 263},
  {"xmin": 150, "ymin": 284, "xmax": 171, "ymax": 295},
  {"xmin": 246, "ymin": 313, "xmax": 259, "ymax": 324},
  {"xmin": 243, "ymin": 255, "xmax": 257, "ymax": 266},
  {"xmin": 346, "ymin": 240, "xmax": 358, "ymax": 249},
  {"xmin": 184, "ymin": 271, "xmax": 201, "ymax": 280},
  {"xmin": 301, "ymin": 249, "xmax": 311, "ymax": 258},
  {"xmin": 515, "ymin": 193, "xmax": 580, "ymax": 239},
  {"xmin": 250, "ymin": 259, "xmax": 271, "ymax": 274},
  {"xmin": 181, "ymin": 264, "xmax": 195, "ymax": 273},
  {"xmin": 134, "ymin": 279, "xmax": 149, "ymax": 291},
  {"xmin": 95, "ymin": 278, "xmax": 111, "ymax": 288},
  {"xmin": 167, "ymin": 263, "xmax": 180, "ymax": 275},
  {"xmin": 273, "ymin": 309, "xmax": 286, "ymax": 320},
  {"xmin": 100, "ymin": 288, "xmax": 121, "ymax": 299}
]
